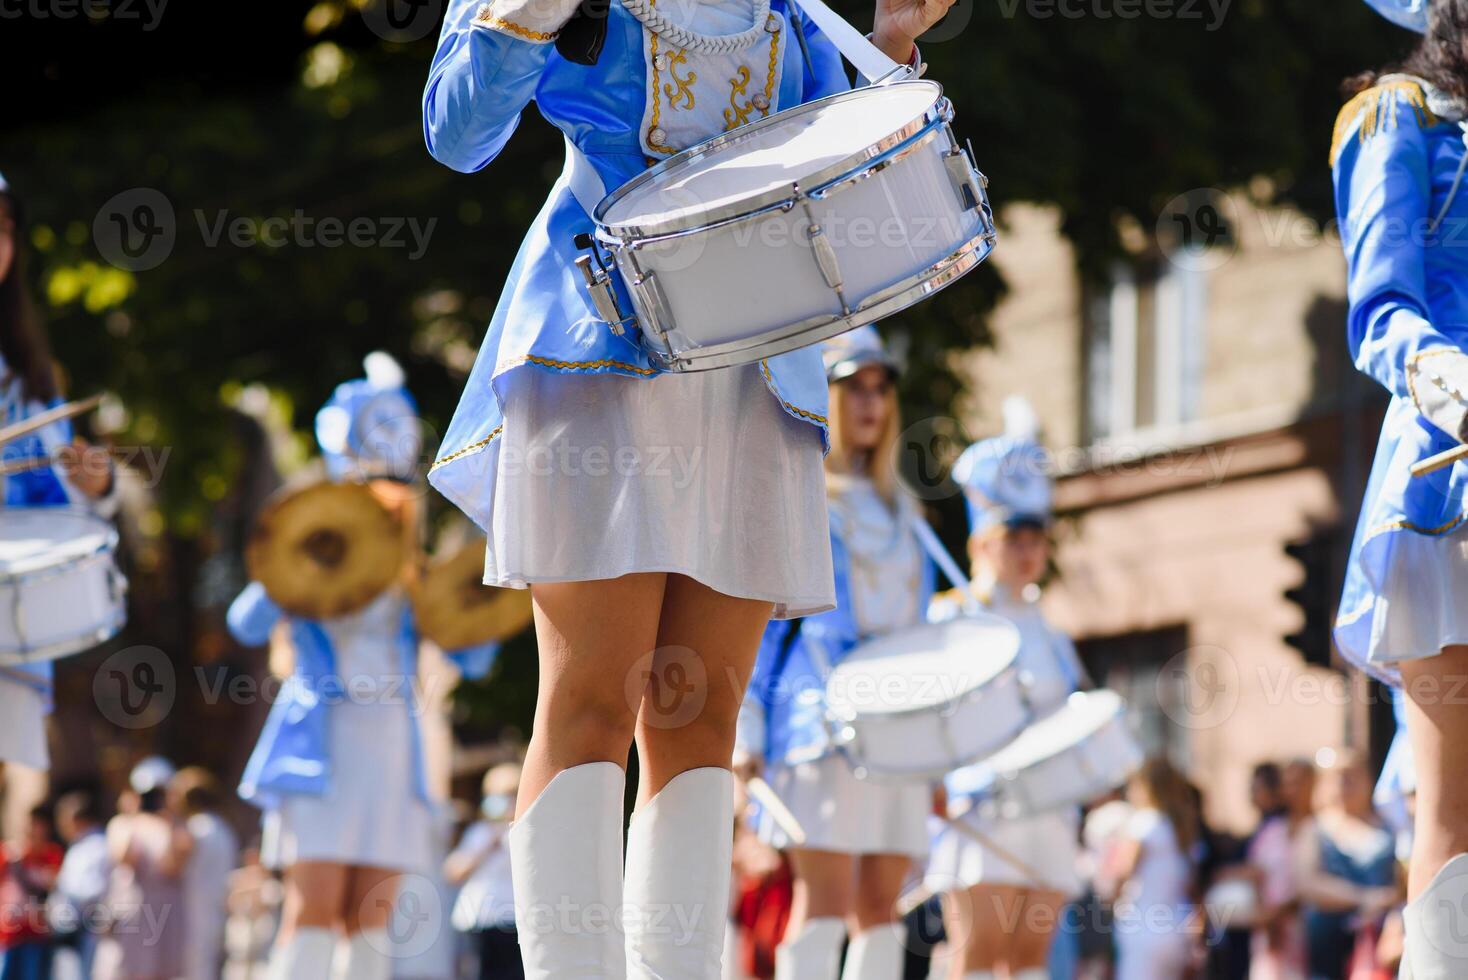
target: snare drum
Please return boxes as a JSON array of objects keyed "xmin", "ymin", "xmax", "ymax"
[
  {"xmin": 824, "ymin": 614, "xmax": 1027, "ymax": 781},
  {"xmin": 0, "ymin": 508, "xmax": 126, "ymax": 665},
  {"xmin": 983, "ymin": 690, "xmax": 1143, "ymax": 819},
  {"xmin": 589, "ymin": 80, "xmax": 995, "ymax": 372}
]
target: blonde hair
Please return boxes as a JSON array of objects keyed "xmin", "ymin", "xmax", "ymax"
[
  {"xmin": 1130, "ymin": 756, "xmax": 1199, "ymax": 854},
  {"xmin": 825, "ymin": 378, "xmax": 901, "ymax": 506}
]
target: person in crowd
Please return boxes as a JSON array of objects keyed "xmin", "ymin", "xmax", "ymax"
[
  {"xmin": 52, "ymin": 790, "xmax": 112, "ymax": 979},
  {"xmin": 1205, "ymin": 764, "xmax": 1286, "ymax": 980},
  {"xmin": 1106, "ymin": 757, "xmax": 1200, "ymax": 980},
  {"xmin": 1332, "ymin": 1, "xmax": 1468, "ymax": 972},
  {"xmin": 1249, "ymin": 759, "xmax": 1316, "ymax": 980},
  {"xmin": 93, "ymin": 757, "xmax": 190, "ymax": 980},
  {"xmin": 925, "ymin": 397, "xmax": 1090, "ymax": 980},
  {"xmin": 0, "ymin": 805, "xmax": 64, "ymax": 980},
  {"xmin": 223, "ymin": 841, "xmax": 283, "ymax": 980},
  {"xmin": 736, "ymin": 328, "xmax": 936, "ymax": 980},
  {"xmin": 1294, "ymin": 754, "xmax": 1400, "ymax": 980},
  {"xmin": 169, "ymin": 767, "xmax": 240, "ymax": 980},
  {"xmin": 446, "ymin": 762, "xmax": 523, "ymax": 980}
]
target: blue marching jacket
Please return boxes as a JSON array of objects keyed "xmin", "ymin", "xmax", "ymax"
[
  {"xmin": 736, "ymin": 504, "xmax": 936, "ymax": 766},
  {"xmin": 227, "ymin": 582, "xmax": 498, "ymax": 809},
  {"xmin": 1331, "ymin": 77, "xmax": 1468, "ymax": 679},
  {"xmin": 421, "ymin": 0, "xmax": 852, "ymax": 530}
]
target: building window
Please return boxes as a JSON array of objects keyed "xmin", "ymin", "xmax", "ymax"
[
  {"xmin": 1084, "ymin": 256, "xmax": 1207, "ymax": 444},
  {"xmin": 1077, "ymin": 626, "xmax": 1191, "ymax": 766}
]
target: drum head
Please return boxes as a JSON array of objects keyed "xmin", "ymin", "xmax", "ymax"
[
  {"xmin": 245, "ymin": 481, "xmax": 405, "ymax": 620},
  {"xmin": 825, "ymin": 613, "xmax": 1020, "ymax": 718},
  {"xmin": 0, "ymin": 508, "xmax": 115, "ymax": 575},
  {"xmin": 411, "ymin": 539, "xmax": 533, "ymax": 651},
  {"xmin": 598, "ymin": 81, "xmax": 945, "ymax": 237},
  {"xmin": 984, "ymin": 689, "xmax": 1126, "ymax": 775}
]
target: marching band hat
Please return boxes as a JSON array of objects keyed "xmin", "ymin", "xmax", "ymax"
[
  {"xmin": 821, "ymin": 325, "xmax": 899, "ymax": 383},
  {"xmin": 129, "ymin": 755, "xmax": 178, "ymax": 794},
  {"xmin": 1364, "ymin": 0, "xmax": 1429, "ymax": 31},
  {"xmin": 953, "ymin": 396, "xmax": 1053, "ymax": 534},
  {"xmin": 315, "ymin": 351, "xmax": 423, "ymax": 482}
]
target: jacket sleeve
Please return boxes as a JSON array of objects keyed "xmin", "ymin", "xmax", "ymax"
[
  {"xmin": 735, "ymin": 618, "xmax": 792, "ymax": 759},
  {"xmin": 423, "ymin": 0, "xmax": 573, "ymax": 173},
  {"xmin": 1332, "ymin": 84, "xmax": 1458, "ymax": 400},
  {"xmin": 226, "ymin": 582, "xmax": 283, "ymax": 648}
]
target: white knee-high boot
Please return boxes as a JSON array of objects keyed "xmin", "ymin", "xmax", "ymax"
[
  {"xmin": 266, "ymin": 926, "xmax": 337, "ymax": 980},
  {"xmin": 510, "ymin": 761, "xmax": 628, "ymax": 980},
  {"xmin": 1403, "ymin": 852, "xmax": 1468, "ymax": 979},
  {"xmin": 774, "ymin": 917, "xmax": 846, "ymax": 980},
  {"xmin": 625, "ymin": 767, "xmax": 735, "ymax": 979},
  {"xmin": 332, "ymin": 929, "xmax": 391, "ymax": 980},
  {"xmin": 1009, "ymin": 969, "xmax": 1048, "ymax": 980},
  {"xmin": 840, "ymin": 922, "xmax": 906, "ymax": 980}
]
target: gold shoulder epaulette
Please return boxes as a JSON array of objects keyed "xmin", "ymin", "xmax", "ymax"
[{"xmin": 1330, "ymin": 79, "xmax": 1438, "ymax": 167}]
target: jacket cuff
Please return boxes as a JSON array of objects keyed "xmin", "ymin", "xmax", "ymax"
[
  {"xmin": 1407, "ymin": 347, "xmax": 1468, "ymax": 442},
  {"xmin": 472, "ymin": 0, "xmax": 577, "ymax": 42}
]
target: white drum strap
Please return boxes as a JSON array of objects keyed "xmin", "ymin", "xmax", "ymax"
[
  {"xmin": 908, "ymin": 515, "xmax": 982, "ymax": 616},
  {"xmin": 563, "ymin": 134, "xmax": 607, "ymax": 220}
]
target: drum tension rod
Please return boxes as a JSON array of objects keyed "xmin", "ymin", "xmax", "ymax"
[{"xmin": 572, "ymin": 232, "xmax": 632, "ymax": 335}]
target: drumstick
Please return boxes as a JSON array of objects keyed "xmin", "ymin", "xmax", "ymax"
[
  {"xmin": 1411, "ymin": 443, "xmax": 1468, "ymax": 478},
  {"xmin": 0, "ymin": 664, "xmax": 55, "ymax": 692},
  {"xmin": 909, "ymin": 516, "xmax": 982, "ymax": 616},
  {"xmin": 744, "ymin": 776, "xmax": 808, "ymax": 847},
  {"xmin": 937, "ymin": 814, "xmax": 1064, "ymax": 893},
  {"xmin": 0, "ymin": 394, "xmax": 104, "ymax": 449}
]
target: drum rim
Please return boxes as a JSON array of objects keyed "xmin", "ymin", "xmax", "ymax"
[
  {"xmin": 0, "ymin": 506, "xmax": 119, "ymax": 577},
  {"xmin": 0, "ymin": 609, "xmax": 127, "ymax": 666},
  {"xmin": 982, "ymin": 689, "xmax": 1128, "ymax": 775},
  {"xmin": 643, "ymin": 225, "xmax": 995, "ymax": 371},
  {"xmin": 595, "ymin": 79, "xmax": 947, "ymax": 239}
]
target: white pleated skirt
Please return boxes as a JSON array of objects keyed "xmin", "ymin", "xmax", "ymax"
[
  {"xmin": 0, "ymin": 679, "xmax": 48, "ymax": 770},
  {"xmin": 756, "ymin": 755, "xmax": 930, "ymax": 859},
  {"xmin": 484, "ymin": 364, "xmax": 836, "ymax": 619},
  {"xmin": 925, "ymin": 807, "xmax": 1082, "ymax": 897},
  {"xmin": 265, "ymin": 697, "xmax": 433, "ymax": 874},
  {"xmin": 1359, "ymin": 526, "xmax": 1468, "ymax": 671}
]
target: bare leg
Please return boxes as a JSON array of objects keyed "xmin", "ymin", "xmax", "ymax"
[
  {"xmin": 341, "ymin": 866, "xmax": 398, "ymax": 934},
  {"xmin": 633, "ymin": 573, "xmax": 774, "ymax": 801},
  {"xmin": 279, "ymin": 861, "xmax": 349, "ymax": 936},
  {"xmin": 851, "ymin": 854, "xmax": 911, "ymax": 933},
  {"xmin": 946, "ymin": 884, "xmax": 1023, "ymax": 976},
  {"xmin": 1401, "ymin": 645, "xmax": 1468, "ymax": 897},
  {"xmin": 519, "ymin": 573, "xmax": 668, "ymax": 815},
  {"xmin": 787, "ymin": 848, "xmax": 858, "ymax": 934},
  {"xmin": 1008, "ymin": 888, "xmax": 1066, "ymax": 973}
]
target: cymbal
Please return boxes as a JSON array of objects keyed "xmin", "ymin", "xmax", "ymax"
[
  {"xmin": 412, "ymin": 539, "xmax": 533, "ymax": 651},
  {"xmin": 246, "ymin": 481, "xmax": 405, "ymax": 620}
]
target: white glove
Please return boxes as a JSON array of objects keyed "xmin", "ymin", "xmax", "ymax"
[
  {"xmin": 1408, "ymin": 349, "xmax": 1468, "ymax": 443},
  {"xmin": 472, "ymin": 0, "xmax": 582, "ymax": 42}
]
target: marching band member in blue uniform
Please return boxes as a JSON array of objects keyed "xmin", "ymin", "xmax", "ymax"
[
  {"xmin": 734, "ymin": 327, "xmax": 935, "ymax": 980},
  {"xmin": 228, "ymin": 354, "xmax": 497, "ymax": 980},
  {"xmin": 422, "ymin": 0, "xmax": 950, "ymax": 974},
  {"xmin": 0, "ymin": 171, "xmax": 117, "ymax": 772},
  {"xmin": 1331, "ymin": 1, "xmax": 1468, "ymax": 974},
  {"xmin": 925, "ymin": 402, "xmax": 1087, "ymax": 980}
]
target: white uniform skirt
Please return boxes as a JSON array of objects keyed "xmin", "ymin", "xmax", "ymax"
[
  {"xmin": 264, "ymin": 697, "xmax": 433, "ymax": 874},
  {"xmin": 485, "ymin": 363, "xmax": 835, "ymax": 619},
  {"xmin": 757, "ymin": 754, "xmax": 930, "ymax": 859},
  {"xmin": 1360, "ymin": 526, "xmax": 1468, "ymax": 671},
  {"xmin": 0, "ymin": 678, "xmax": 49, "ymax": 770},
  {"xmin": 926, "ymin": 807, "xmax": 1082, "ymax": 898}
]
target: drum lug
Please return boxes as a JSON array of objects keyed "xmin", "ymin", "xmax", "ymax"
[
  {"xmin": 800, "ymin": 201, "xmax": 851, "ymax": 315},
  {"xmin": 944, "ymin": 145, "xmax": 985, "ymax": 213},
  {"xmin": 574, "ymin": 254, "xmax": 630, "ymax": 337}
]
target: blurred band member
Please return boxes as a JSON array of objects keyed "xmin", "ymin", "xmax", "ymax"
[
  {"xmin": 736, "ymin": 328, "xmax": 935, "ymax": 980},
  {"xmin": 227, "ymin": 354, "xmax": 497, "ymax": 980},
  {"xmin": 925, "ymin": 399, "xmax": 1089, "ymax": 980},
  {"xmin": 0, "ymin": 172, "xmax": 116, "ymax": 772},
  {"xmin": 1332, "ymin": 3, "xmax": 1468, "ymax": 971}
]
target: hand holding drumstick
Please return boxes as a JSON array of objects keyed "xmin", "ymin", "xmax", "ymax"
[{"xmin": 872, "ymin": 0, "xmax": 957, "ymax": 64}]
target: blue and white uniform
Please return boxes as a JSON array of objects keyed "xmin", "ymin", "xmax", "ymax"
[
  {"xmin": 229, "ymin": 358, "xmax": 496, "ymax": 872},
  {"xmin": 0, "ymin": 359, "xmax": 118, "ymax": 771},
  {"xmin": 420, "ymin": 0, "xmax": 892, "ymax": 616},
  {"xmin": 736, "ymin": 327, "xmax": 935, "ymax": 858},
  {"xmin": 1331, "ymin": 74, "xmax": 1468, "ymax": 680},
  {"xmin": 925, "ymin": 422, "xmax": 1086, "ymax": 897}
]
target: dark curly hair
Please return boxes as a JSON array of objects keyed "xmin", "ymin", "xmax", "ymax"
[
  {"xmin": 0, "ymin": 182, "xmax": 60, "ymax": 405},
  {"xmin": 1346, "ymin": 0, "xmax": 1468, "ymax": 101}
]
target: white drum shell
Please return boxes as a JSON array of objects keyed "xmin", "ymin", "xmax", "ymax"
[
  {"xmin": 987, "ymin": 693, "xmax": 1144, "ymax": 818},
  {"xmin": 838, "ymin": 666, "xmax": 1030, "ymax": 781},
  {"xmin": 0, "ymin": 511, "xmax": 125, "ymax": 665}
]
